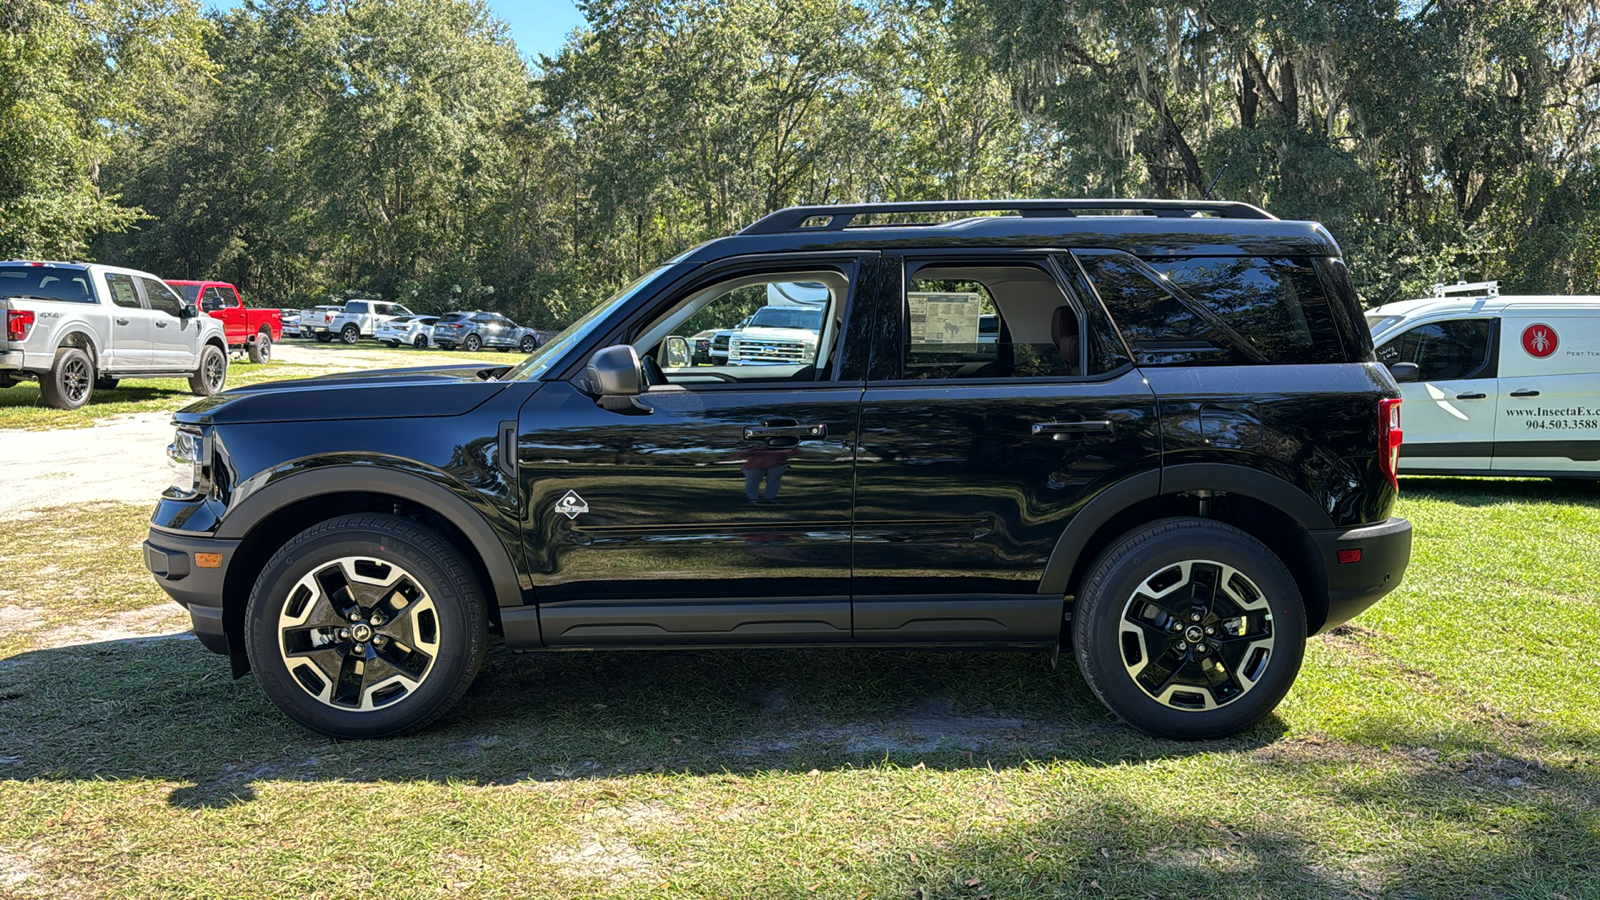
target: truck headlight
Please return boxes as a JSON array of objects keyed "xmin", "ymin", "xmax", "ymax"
[
  {"xmin": 728, "ymin": 337, "xmax": 741, "ymax": 361},
  {"xmin": 167, "ymin": 427, "xmax": 207, "ymax": 496}
]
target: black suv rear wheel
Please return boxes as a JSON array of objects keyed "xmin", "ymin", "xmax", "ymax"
[
  {"xmin": 244, "ymin": 514, "xmax": 488, "ymax": 738},
  {"xmin": 1072, "ymin": 518, "xmax": 1306, "ymax": 739}
]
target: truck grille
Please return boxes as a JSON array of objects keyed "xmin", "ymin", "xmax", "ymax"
[{"xmin": 735, "ymin": 340, "xmax": 807, "ymax": 362}]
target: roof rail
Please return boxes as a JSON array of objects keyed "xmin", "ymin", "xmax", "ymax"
[
  {"xmin": 1431, "ymin": 280, "xmax": 1499, "ymax": 299},
  {"xmin": 739, "ymin": 199, "xmax": 1277, "ymax": 235}
]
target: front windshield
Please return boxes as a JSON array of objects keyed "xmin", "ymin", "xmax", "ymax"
[
  {"xmin": 176, "ymin": 284, "xmax": 202, "ymax": 303},
  {"xmin": 1366, "ymin": 313, "xmax": 1402, "ymax": 334},
  {"xmin": 748, "ymin": 307, "xmax": 824, "ymax": 331},
  {"xmin": 502, "ymin": 266, "xmax": 675, "ymax": 382}
]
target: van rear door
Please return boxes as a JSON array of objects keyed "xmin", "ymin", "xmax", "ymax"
[
  {"xmin": 1375, "ymin": 317, "xmax": 1499, "ymax": 474},
  {"xmin": 1493, "ymin": 312, "xmax": 1600, "ymax": 476}
]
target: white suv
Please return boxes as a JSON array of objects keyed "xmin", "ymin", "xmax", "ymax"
[{"xmin": 1368, "ymin": 280, "xmax": 1600, "ymax": 478}]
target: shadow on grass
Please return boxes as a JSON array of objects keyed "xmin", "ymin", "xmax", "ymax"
[
  {"xmin": 1399, "ymin": 475, "xmax": 1600, "ymax": 507},
  {"xmin": 0, "ymin": 634, "xmax": 1287, "ymax": 808}
]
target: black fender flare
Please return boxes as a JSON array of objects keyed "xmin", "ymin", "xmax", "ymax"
[
  {"xmin": 53, "ymin": 327, "xmax": 102, "ymax": 365},
  {"xmin": 216, "ymin": 464, "xmax": 525, "ymax": 609},
  {"xmin": 1038, "ymin": 464, "xmax": 1334, "ymax": 596}
]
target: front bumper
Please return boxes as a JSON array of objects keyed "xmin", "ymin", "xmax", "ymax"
[
  {"xmin": 1309, "ymin": 516, "xmax": 1413, "ymax": 632},
  {"xmin": 144, "ymin": 527, "xmax": 240, "ymax": 656}
]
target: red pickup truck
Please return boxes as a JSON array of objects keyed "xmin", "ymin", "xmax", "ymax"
[{"xmin": 167, "ymin": 280, "xmax": 282, "ymax": 364}]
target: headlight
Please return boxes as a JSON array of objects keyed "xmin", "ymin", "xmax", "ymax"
[
  {"xmin": 167, "ymin": 427, "xmax": 207, "ymax": 495},
  {"xmin": 728, "ymin": 337, "xmax": 741, "ymax": 360}
]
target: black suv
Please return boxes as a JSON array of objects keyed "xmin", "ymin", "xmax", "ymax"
[{"xmin": 145, "ymin": 200, "xmax": 1412, "ymax": 740}]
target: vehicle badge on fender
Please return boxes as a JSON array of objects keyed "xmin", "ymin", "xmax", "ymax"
[{"xmin": 554, "ymin": 490, "xmax": 589, "ymax": 519}]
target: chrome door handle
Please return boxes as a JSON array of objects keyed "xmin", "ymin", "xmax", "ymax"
[
  {"xmin": 1032, "ymin": 420, "xmax": 1115, "ymax": 441},
  {"xmin": 1509, "ymin": 389, "xmax": 1540, "ymax": 397},
  {"xmin": 1455, "ymin": 392, "xmax": 1486, "ymax": 400},
  {"xmin": 743, "ymin": 424, "xmax": 825, "ymax": 440}
]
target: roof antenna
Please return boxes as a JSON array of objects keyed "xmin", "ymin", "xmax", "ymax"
[{"xmin": 1202, "ymin": 164, "xmax": 1228, "ymax": 201}]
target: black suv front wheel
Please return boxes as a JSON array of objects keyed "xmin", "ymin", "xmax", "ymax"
[
  {"xmin": 1072, "ymin": 518, "xmax": 1306, "ymax": 740},
  {"xmin": 244, "ymin": 514, "xmax": 488, "ymax": 738}
]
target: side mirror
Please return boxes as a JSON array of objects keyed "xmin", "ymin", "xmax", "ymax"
[
  {"xmin": 1387, "ymin": 361, "xmax": 1419, "ymax": 383},
  {"xmin": 663, "ymin": 335, "xmax": 691, "ymax": 369},
  {"xmin": 585, "ymin": 344, "xmax": 643, "ymax": 397},
  {"xmin": 180, "ymin": 304, "xmax": 199, "ymax": 319}
]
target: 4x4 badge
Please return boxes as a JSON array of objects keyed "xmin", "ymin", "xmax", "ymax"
[{"xmin": 554, "ymin": 490, "xmax": 589, "ymax": 519}]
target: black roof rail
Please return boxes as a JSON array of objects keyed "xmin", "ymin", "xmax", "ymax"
[{"xmin": 739, "ymin": 199, "xmax": 1277, "ymax": 235}]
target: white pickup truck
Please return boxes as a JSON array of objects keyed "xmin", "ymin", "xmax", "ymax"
[
  {"xmin": 302, "ymin": 298, "xmax": 414, "ymax": 344},
  {"xmin": 1, "ymin": 260, "xmax": 229, "ymax": 410}
]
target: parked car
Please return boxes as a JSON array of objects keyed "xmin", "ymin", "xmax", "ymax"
[
  {"xmin": 2, "ymin": 260, "xmax": 228, "ymax": 409},
  {"xmin": 281, "ymin": 309, "xmax": 303, "ymax": 339},
  {"xmin": 1367, "ymin": 280, "xmax": 1600, "ymax": 479},
  {"xmin": 297, "ymin": 304, "xmax": 343, "ymax": 341},
  {"xmin": 376, "ymin": 315, "xmax": 440, "ymax": 349},
  {"xmin": 727, "ymin": 304, "xmax": 824, "ymax": 364},
  {"xmin": 706, "ymin": 315, "xmax": 752, "ymax": 364},
  {"xmin": 145, "ymin": 198, "xmax": 1412, "ymax": 741},
  {"xmin": 168, "ymin": 280, "xmax": 282, "ymax": 364},
  {"xmin": 303, "ymin": 299, "xmax": 414, "ymax": 344},
  {"xmin": 431, "ymin": 311, "xmax": 541, "ymax": 352}
]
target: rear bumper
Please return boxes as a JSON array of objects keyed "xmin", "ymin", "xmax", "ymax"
[
  {"xmin": 144, "ymin": 528, "xmax": 239, "ymax": 656},
  {"xmin": 1309, "ymin": 516, "xmax": 1413, "ymax": 633}
]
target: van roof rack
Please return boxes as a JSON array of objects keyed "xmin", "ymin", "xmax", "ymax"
[
  {"xmin": 739, "ymin": 199, "xmax": 1277, "ymax": 235},
  {"xmin": 1431, "ymin": 280, "xmax": 1499, "ymax": 299}
]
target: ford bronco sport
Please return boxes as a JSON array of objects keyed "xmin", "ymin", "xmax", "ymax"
[{"xmin": 145, "ymin": 199, "xmax": 1413, "ymax": 740}]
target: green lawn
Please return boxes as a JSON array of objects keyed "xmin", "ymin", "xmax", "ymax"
[{"xmin": 0, "ymin": 480, "xmax": 1596, "ymax": 898}]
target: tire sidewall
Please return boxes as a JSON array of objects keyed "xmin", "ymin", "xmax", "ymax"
[
  {"xmin": 341, "ymin": 324, "xmax": 359, "ymax": 344},
  {"xmin": 46, "ymin": 347, "xmax": 94, "ymax": 410},
  {"xmin": 245, "ymin": 518, "xmax": 485, "ymax": 738},
  {"xmin": 464, "ymin": 334, "xmax": 481, "ymax": 351},
  {"xmin": 1073, "ymin": 519, "xmax": 1307, "ymax": 740},
  {"xmin": 250, "ymin": 331, "xmax": 272, "ymax": 364}
]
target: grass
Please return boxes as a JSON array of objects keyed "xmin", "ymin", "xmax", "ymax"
[
  {"xmin": 1, "ymin": 483, "xmax": 1598, "ymax": 897},
  {"xmin": 0, "ymin": 341, "xmax": 518, "ymax": 430}
]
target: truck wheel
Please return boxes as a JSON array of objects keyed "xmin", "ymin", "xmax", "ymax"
[
  {"xmin": 40, "ymin": 347, "xmax": 94, "ymax": 410},
  {"xmin": 412, "ymin": 334, "xmax": 429, "ymax": 349},
  {"xmin": 244, "ymin": 514, "xmax": 489, "ymax": 738},
  {"xmin": 382, "ymin": 340, "xmax": 398, "ymax": 348},
  {"xmin": 315, "ymin": 333, "xmax": 332, "ymax": 343},
  {"xmin": 1072, "ymin": 517, "xmax": 1306, "ymax": 740},
  {"xmin": 341, "ymin": 324, "xmax": 360, "ymax": 345},
  {"xmin": 94, "ymin": 377, "xmax": 120, "ymax": 390},
  {"xmin": 248, "ymin": 330, "xmax": 272, "ymax": 364},
  {"xmin": 188, "ymin": 344, "xmax": 228, "ymax": 396},
  {"xmin": 463, "ymin": 334, "xmax": 482, "ymax": 352},
  {"xmin": 519, "ymin": 335, "xmax": 537, "ymax": 353}
]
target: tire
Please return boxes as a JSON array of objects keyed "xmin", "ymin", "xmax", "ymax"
[
  {"xmin": 382, "ymin": 340, "xmax": 398, "ymax": 348},
  {"xmin": 1071, "ymin": 517, "xmax": 1306, "ymax": 740},
  {"xmin": 248, "ymin": 330, "xmax": 272, "ymax": 364},
  {"xmin": 188, "ymin": 344, "xmax": 228, "ymax": 396},
  {"xmin": 413, "ymin": 334, "xmax": 429, "ymax": 349},
  {"xmin": 315, "ymin": 333, "xmax": 332, "ymax": 343},
  {"xmin": 40, "ymin": 347, "xmax": 94, "ymax": 410},
  {"xmin": 341, "ymin": 324, "xmax": 360, "ymax": 345},
  {"xmin": 496, "ymin": 347, "xmax": 511, "ymax": 353},
  {"xmin": 244, "ymin": 514, "xmax": 489, "ymax": 738},
  {"xmin": 519, "ymin": 335, "xmax": 537, "ymax": 353},
  {"xmin": 463, "ymin": 333, "xmax": 482, "ymax": 352},
  {"xmin": 94, "ymin": 376, "xmax": 119, "ymax": 390},
  {"xmin": 437, "ymin": 342, "xmax": 454, "ymax": 351}
]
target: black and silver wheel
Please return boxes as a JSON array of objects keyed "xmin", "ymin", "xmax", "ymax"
[
  {"xmin": 245, "ymin": 514, "xmax": 488, "ymax": 738},
  {"xmin": 463, "ymin": 333, "xmax": 482, "ymax": 352},
  {"xmin": 519, "ymin": 334, "xmax": 536, "ymax": 353},
  {"xmin": 1072, "ymin": 518, "xmax": 1306, "ymax": 740},
  {"xmin": 188, "ymin": 344, "xmax": 228, "ymax": 396},
  {"xmin": 413, "ymin": 334, "xmax": 428, "ymax": 349},
  {"xmin": 249, "ymin": 330, "xmax": 272, "ymax": 364},
  {"xmin": 40, "ymin": 346, "xmax": 94, "ymax": 410},
  {"xmin": 340, "ymin": 324, "xmax": 360, "ymax": 345},
  {"xmin": 315, "ymin": 333, "xmax": 333, "ymax": 343}
]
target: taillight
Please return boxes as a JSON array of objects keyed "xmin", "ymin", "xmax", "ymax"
[
  {"xmin": 1379, "ymin": 397, "xmax": 1403, "ymax": 490},
  {"xmin": 6, "ymin": 309, "xmax": 35, "ymax": 341}
]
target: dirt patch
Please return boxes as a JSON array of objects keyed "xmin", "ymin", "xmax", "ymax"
[
  {"xmin": 1, "ymin": 414, "xmax": 175, "ymax": 519},
  {"xmin": 548, "ymin": 839, "xmax": 653, "ymax": 881},
  {"xmin": 35, "ymin": 605, "xmax": 190, "ymax": 648}
]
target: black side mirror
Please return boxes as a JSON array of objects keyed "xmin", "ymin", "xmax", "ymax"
[
  {"xmin": 1387, "ymin": 361, "xmax": 1419, "ymax": 383},
  {"xmin": 180, "ymin": 304, "xmax": 198, "ymax": 319},
  {"xmin": 584, "ymin": 345, "xmax": 651, "ymax": 413}
]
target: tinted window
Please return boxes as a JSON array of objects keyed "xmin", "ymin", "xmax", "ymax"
[
  {"xmin": 344, "ymin": 301, "xmax": 369, "ymax": 313},
  {"xmin": 201, "ymin": 287, "xmax": 230, "ymax": 312},
  {"xmin": 898, "ymin": 263, "xmax": 1083, "ymax": 380},
  {"xmin": 1077, "ymin": 253, "xmax": 1245, "ymax": 366},
  {"xmin": 1376, "ymin": 320, "xmax": 1492, "ymax": 381},
  {"xmin": 174, "ymin": 284, "xmax": 202, "ymax": 304},
  {"xmin": 747, "ymin": 307, "xmax": 824, "ymax": 331},
  {"xmin": 0, "ymin": 265, "xmax": 94, "ymax": 303},
  {"xmin": 105, "ymin": 274, "xmax": 142, "ymax": 309},
  {"xmin": 139, "ymin": 276, "xmax": 184, "ymax": 317},
  {"xmin": 392, "ymin": 304, "xmax": 413, "ymax": 317},
  {"xmin": 1144, "ymin": 256, "xmax": 1345, "ymax": 364}
]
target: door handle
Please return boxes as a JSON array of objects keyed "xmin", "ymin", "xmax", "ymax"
[
  {"xmin": 1032, "ymin": 420, "xmax": 1114, "ymax": 441},
  {"xmin": 155, "ymin": 320, "xmax": 169, "ymax": 328},
  {"xmin": 115, "ymin": 318, "xmax": 129, "ymax": 325},
  {"xmin": 1509, "ymin": 389, "xmax": 1540, "ymax": 397},
  {"xmin": 1454, "ymin": 392, "xmax": 1486, "ymax": 400},
  {"xmin": 743, "ymin": 424, "xmax": 825, "ymax": 440}
]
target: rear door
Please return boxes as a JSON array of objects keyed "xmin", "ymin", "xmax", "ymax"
[
  {"xmin": 1375, "ymin": 318, "xmax": 1498, "ymax": 473},
  {"xmin": 850, "ymin": 251, "xmax": 1161, "ymax": 644},
  {"xmin": 101, "ymin": 272, "xmax": 155, "ymax": 370},
  {"xmin": 1494, "ymin": 312, "xmax": 1600, "ymax": 475}
]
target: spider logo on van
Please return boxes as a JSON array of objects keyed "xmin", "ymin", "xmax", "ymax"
[{"xmin": 1521, "ymin": 323, "xmax": 1559, "ymax": 358}]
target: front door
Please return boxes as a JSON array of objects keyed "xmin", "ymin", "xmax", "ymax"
[
  {"xmin": 517, "ymin": 257, "xmax": 875, "ymax": 646},
  {"xmin": 850, "ymin": 253, "xmax": 1162, "ymax": 644},
  {"xmin": 1375, "ymin": 317, "xmax": 1498, "ymax": 473},
  {"xmin": 137, "ymin": 275, "xmax": 200, "ymax": 369}
]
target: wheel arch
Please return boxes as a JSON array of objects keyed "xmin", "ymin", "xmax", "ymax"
[
  {"xmin": 215, "ymin": 466, "xmax": 526, "ymax": 676},
  {"xmin": 54, "ymin": 327, "xmax": 100, "ymax": 368},
  {"xmin": 1041, "ymin": 465, "xmax": 1335, "ymax": 634}
]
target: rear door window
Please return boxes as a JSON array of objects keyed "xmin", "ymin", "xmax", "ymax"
[
  {"xmin": 105, "ymin": 273, "xmax": 142, "ymax": 309},
  {"xmin": 1376, "ymin": 320, "xmax": 1494, "ymax": 381}
]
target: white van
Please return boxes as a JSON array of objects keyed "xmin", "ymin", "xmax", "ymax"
[{"xmin": 1367, "ymin": 281, "xmax": 1600, "ymax": 478}]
